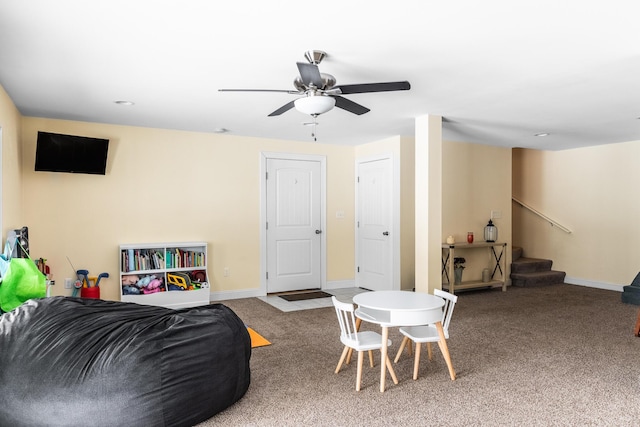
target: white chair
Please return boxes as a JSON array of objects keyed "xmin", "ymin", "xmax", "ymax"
[
  {"xmin": 332, "ymin": 296, "xmax": 397, "ymax": 391},
  {"xmin": 393, "ymin": 289, "xmax": 458, "ymax": 380}
]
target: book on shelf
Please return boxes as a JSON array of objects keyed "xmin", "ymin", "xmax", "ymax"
[
  {"xmin": 121, "ymin": 248, "xmax": 166, "ymax": 272},
  {"xmin": 122, "ymin": 247, "xmax": 207, "ymax": 273},
  {"xmin": 163, "ymin": 248, "xmax": 206, "ymax": 269}
]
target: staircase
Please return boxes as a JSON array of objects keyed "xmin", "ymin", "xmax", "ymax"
[{"xmin": 511, "ymin": 246, "xmax": 566, "ymax": 287}]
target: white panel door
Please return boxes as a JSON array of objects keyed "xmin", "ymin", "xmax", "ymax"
[
  {"xmin": 357, "ymin": 157, "xmax": 393, "ymax": 291},
  {"xmin": 266, "ymin": 158, "xmax": 322, "ymax": 293}
]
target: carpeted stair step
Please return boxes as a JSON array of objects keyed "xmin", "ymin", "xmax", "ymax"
[
  {"xmin": 512, "ymin": 246, "xmax": 523, "ymax": 262},
  {"xmin": 510, "ymin": 249, "xmax": 566, "ymax": 287},
  {"xmin": 511, "ymin": 257, "xmax": 553, "ymax": 274},
  {"xmin": 511, "ymin": 270, "xmax": 567, "ymax": 287}
]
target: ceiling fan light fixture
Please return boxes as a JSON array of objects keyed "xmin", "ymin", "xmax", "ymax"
[{"xmin": 294, "ymin": 95, "xmax": 335, "ymax": 116}]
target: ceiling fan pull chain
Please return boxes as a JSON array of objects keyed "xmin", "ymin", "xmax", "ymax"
[{"xmin": 312, "ymin": 119, "xmax": 317, "ymax": 142}]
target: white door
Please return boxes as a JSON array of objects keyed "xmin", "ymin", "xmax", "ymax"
[
  {"xmin": 266, "ymin": 158, "xmax": 322, "ymax": 293},
  {"xmin": 356, "ymin": 157, "xmax": 393, "ymax": 291}
]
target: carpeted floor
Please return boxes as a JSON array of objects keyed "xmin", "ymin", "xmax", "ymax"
[{"xmin": 197, "ymin": 284, "xmax": 640, "ymax": 426}]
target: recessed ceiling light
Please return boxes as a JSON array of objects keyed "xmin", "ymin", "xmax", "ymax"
[
  {"xmin": 213, "ymin": 128, "xmax": 229, "ymax": 133},
  {"xmin": 114, "ymin": 100, "xmax": 135, "ymax": 106},
  {"xmin": 534, "ymin": 132, "xmax": 549, "ymax": 137}
]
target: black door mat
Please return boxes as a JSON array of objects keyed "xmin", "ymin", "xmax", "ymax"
[{"xmin": 279, "ymin": 291, "xmax": 333, "ymax": 302}]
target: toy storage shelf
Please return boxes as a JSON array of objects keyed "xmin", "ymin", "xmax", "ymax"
[{"xmin": 119, "ymin": 242, "xmax": 210, "ymax": 309}]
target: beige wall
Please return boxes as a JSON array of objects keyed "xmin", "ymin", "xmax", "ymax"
[
  {"xmin": 20, "ymin": 117, "xmax": 356, "ymax": 301},
  {"xmin": 399, "ymin": 136, "xmax": 416, "ymax": 290},
  {"xmin": 4, "ymin": 83, "xmax": 514, "ymax": 302},
  {"xmin": 513, "ymin": 143, "xmax": 640, "ymax": 288},
  {"xmin": 415, "ymin": 115, "xmax": 443, "ymax": 293},
  {"xmin": 442, "ymin": 140, "xmax": 512, "ymax": 283},
  {"xmin": 0, "ymin": 85, "xmax": 24, "ymax": 235}
]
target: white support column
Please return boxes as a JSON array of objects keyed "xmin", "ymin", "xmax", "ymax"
[{"xmin": 415, "ymin": 115, "xmax": 442, "ymax": 294}]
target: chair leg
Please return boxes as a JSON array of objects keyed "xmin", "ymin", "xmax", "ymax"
[
  {"xmin": 385, "ymin": 355, "xmax": 399, "ymax": 385},
  {"xmin": 394, "ymin": 336, "xmax": 409, "ymax": 363},
  {"xmin": 413, "ymin": 342, "xmax": 421, "ymax": 380},
  {"xmin": 368, "ymin": 350, "xmax": 375, "ymax": 367},
  {"xmin": 427, "ymin": 342, "xmax": 433, "ymax": 361},
  {"xmin": 435, "ymin": 322, "xmax": 456, "ymax": 381},
  {"xmin": 635, "ymin": 308, "xmax": 640, "ymax": 337},
  {"xmin": 356, "ymin": 350, "xmax": 364, "ymax": 391},
  {"xmin": 347, "ymin": 317, "xmax": 363, "ymax": 364},
  {"xmin": 336, "ymin": 345, "xmax": 350, "ymax": 374}
]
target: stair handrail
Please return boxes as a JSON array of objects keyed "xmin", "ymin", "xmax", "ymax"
[{"xmin": 512, "ymin": 197, "xmax": 572, "ymax": 234}]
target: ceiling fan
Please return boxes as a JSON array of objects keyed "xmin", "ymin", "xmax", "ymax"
[{"xmin": 219, "ymin": 50, "xmax": 411, "ymax": 118}]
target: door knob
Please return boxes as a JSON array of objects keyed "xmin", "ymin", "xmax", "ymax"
[
  {"xmin": 315, "ymin": 230, "xmax": 322, "ymax": 234},
  {"xmin": 383, "ymin": 231, "xmax": 389, "ymax": 236}
]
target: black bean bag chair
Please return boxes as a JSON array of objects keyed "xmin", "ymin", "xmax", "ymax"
[{"xmin": 0, "ymin": 297, "xmax": 251, "ymax": 427}]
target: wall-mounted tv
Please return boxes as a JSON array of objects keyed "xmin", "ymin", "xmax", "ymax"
[{"xmin": 34, "ymin": 131, "xmax": 109, "ymax": 175}]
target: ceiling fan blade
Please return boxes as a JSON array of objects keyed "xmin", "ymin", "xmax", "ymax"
[
  {"xmin": 333, "ymin": 81, "xmax": 411, "ymax": 94},
  {"xmin": 333, "ymin": 96, "xmax": 370, "ymax": 115},
  {"xmin": 296, "ymin": 62, "xmax": 324, "ymax": 89},
  {"xmin": 219, "ymin": 88, "xmax": 300, "ymax": 94},
  {"xmin": 268, "ymin": 100, "xmax": 296, "ymax": 117}
]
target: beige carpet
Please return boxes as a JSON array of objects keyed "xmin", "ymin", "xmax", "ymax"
[{"xmin": 197, "ymin": 284, "xmax": 640, "ymax": 426}]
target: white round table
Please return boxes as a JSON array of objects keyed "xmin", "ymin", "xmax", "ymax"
[{"xmin": 353, "ymin": 290, "xmax": 456, "ymax": 392}]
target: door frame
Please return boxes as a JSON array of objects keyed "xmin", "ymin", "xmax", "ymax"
[
  {"xmin": 260, "ymin": 152, "xmax": 327, "ymax": 295},
  {"xmin": 355, "ymin": 153, "xmax": 401, "ymax": 290}
]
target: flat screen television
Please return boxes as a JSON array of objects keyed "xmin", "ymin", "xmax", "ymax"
[{"xmin": 35, "ymin": 131, "xmax": 109, "ymax": 175}]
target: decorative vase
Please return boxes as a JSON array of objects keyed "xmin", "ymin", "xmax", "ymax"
[
  {"xmin": 467, "ymin": 232, "xmax": 474, "ymax": 244},
  {"xmin": 454, "ymin": 267, "xmax": 464, "ymax": 284}
]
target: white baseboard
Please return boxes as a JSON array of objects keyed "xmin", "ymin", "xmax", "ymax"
[
  {"xmin": 209, "ymin": 288, "xmax": 264, "ymax": 301},
  {"xmin": 210, "ymin": 277, "xmax": 625, "ymax": 300},
  {"xmin": 323, "ymin": 280, "xmax": 356, "ymax": 290},
  {"xmin": 209, "ymin": 279, "xmax": 356, "ymax": 301},
  {"xmin": 565, "ymin": 276, "xmax": 624, "ymax": 292}
]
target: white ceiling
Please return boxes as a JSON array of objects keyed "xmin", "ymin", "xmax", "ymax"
[{"xmin": 1, "ymin": 0, "xmax": 639, "ymax": 150}]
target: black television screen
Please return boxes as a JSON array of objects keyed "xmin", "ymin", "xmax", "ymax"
[{"xmin": 35, "ymin": 131, "xmax": 109, "ymax": 175}]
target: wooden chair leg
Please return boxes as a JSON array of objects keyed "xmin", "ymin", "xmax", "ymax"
[
  {"xmin": 368, "ymin": 350, "xmax": 374, "ymax": 367},
  {"xmin": 336, "ymin": 345, "xmax": 350, "ymax": 374},
  {"xmin": 347, "ymin": 317, "xmax": 363, "ymax": 364},
  {"xmin": 435, "ymin": 322, "xmax": 456, "ymax": 381},
  {"xmin": 635, "ymin": 308, "xmax": 640, "ymax": 337},
  {"xmin": 413, "ymin": 342, "xmax": 421, "ymax": 380},
  {"xmin": 394, "ymin": 336, "xmax": 409, "ymax": 363},
  {"xmin": 356, "ymin": 350, "xmax": 364, "ymax": 391},
  {"xmin": 427, "ymin": 342, "xmax": 433, "ymax": 361},
  {"xmin": 385, "ymin": 355, "xmax": 399, "ymax": 385}
]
